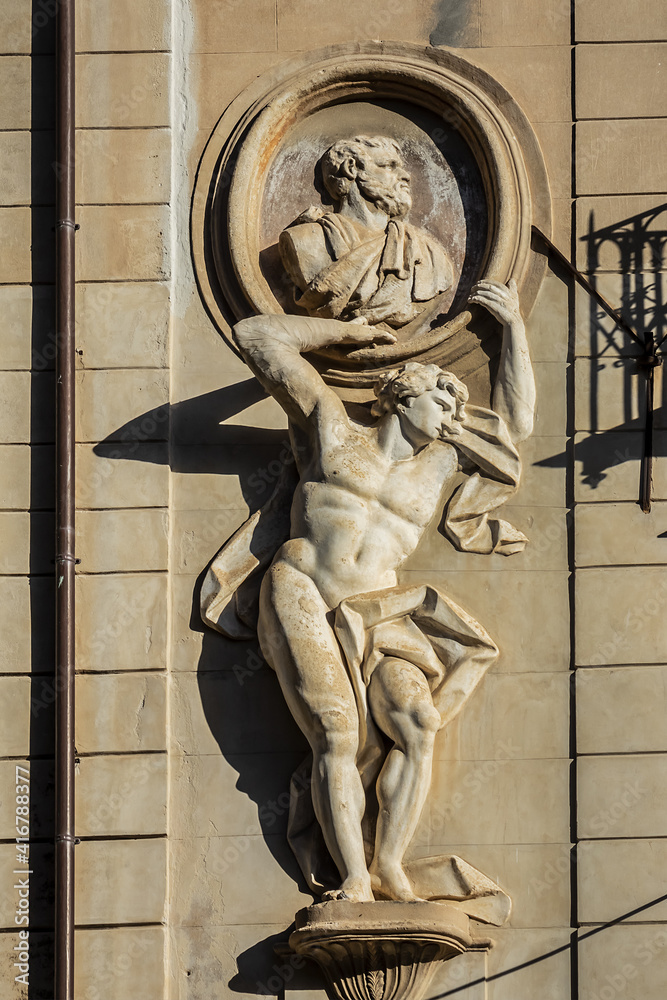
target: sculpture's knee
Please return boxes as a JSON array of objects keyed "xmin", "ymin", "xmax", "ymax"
[
  {"xmin": 312, "ymin": 709, "xmax": 358, "ymax": 762},
  {"xmin": 401, "ymin": 701, "xmax": 440, "ymax": 753}
]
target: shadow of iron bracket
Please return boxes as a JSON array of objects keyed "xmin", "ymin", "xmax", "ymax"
[{"xmin": 532, "ymin": 225, "xmax": 662, "ymax": 513}]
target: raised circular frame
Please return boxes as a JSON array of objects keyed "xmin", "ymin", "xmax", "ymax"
[{"xmin": 192, "ymin": 42, "xmax": 551, "ymax": 384}]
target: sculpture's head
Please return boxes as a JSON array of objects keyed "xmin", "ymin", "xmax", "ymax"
[
  {"xmin": 372, "ymin": 362, "xmax": 468, "ymax": 443},
  {"xmin": 320, "ymin": 135, "xmax": 412, "ymax": 220}
]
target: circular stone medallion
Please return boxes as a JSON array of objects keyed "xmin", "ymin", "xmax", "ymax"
[{"xmin": 192, "ymin": 42, "xmax": 551, "ymax": 389}]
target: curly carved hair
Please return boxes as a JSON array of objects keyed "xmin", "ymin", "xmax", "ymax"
[
  {"xmin": 371, "ymin": 362, "xmax": 469, "ymax": 425},
  {"xmin": 320, "ymin": 135, "xmax": 403, "ymax": 201}
]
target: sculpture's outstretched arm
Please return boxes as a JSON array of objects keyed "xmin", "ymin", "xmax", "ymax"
[
  {"xmin": 468, "ymin": 279, "xmax": 536, "ymax": 443},
  {"xmin": 233, "ymin": 314, "xmax": 395, "ymax": 431}
]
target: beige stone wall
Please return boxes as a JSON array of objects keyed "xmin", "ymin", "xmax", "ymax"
[
  {"xmin": 572, "ymin": 5, "xmax": 667, "ymax": 999},
  {"xmin": 1, "ymin": 1, "xmax": 665, "ymax": 998}
]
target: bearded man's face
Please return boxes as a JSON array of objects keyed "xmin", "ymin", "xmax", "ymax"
[{"xmin": 356, "ymin": 148, "xmax": 412, "ymax": 219}]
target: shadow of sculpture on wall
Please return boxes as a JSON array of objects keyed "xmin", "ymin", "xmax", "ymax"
[
  {"xmin": 95, "ymin": 388, "xmax": 312, "ymax": 991},
  {"xmin": 536, "ymin": 203, "xmax": 667, "ymax": 504}
]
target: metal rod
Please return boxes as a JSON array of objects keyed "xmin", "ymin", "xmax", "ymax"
[
  {"xmin": 532, "ymin": 224, "xmax": 660, "ymax": 513},
  {"xmin": 54, "ymin": 0, "xmax": 76, "ymax": 996},
  {"xmin": 531, "ymin": 225, "xmax": 645, "ymax": 348},
  {"xmin": 639, "ymin": 332, "xmax": 657, "ymax": 514}
]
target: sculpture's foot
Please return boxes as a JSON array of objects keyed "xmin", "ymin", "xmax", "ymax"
[
  {"xmin": 369, "ymin": 860, "xmax": 426, "ymax": 902},
  {"xmin": 322, "ymin": 875, "xmax": 374, "ymax": 903}
]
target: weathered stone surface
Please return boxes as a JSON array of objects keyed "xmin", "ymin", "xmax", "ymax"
[
  {"xmin": 277, "ymin": 0, "xmax": 433, "ymax": 51},
  {"xmin": 0, "ymin": 56, "xmax": 30, "ymax": 128},
  {"xmin": 574, "ymin": 356, "xmax": 650, "ymax": 432},
  {"xmin": 577, "ymin": 666, "xmax": 667, "ymax": 753},
  {"xmin": 76, "ymin": 0, "xmax": 170, "ymax": 52},
  {"xmin": 524, "ymin": 271, "xmax": 569, "ymax": 364},
  {"xmin": 0, "ymin": 208, "xmax": 32, "ymax": 284},
  {"xmin": 76, "ymin": 838, "xmax": 166, "ymax": 925},
  {"xmin": 0, "ymin": 512, "xmax": 29, "ymax": 574},
  {"xmin": 420, "ymin": 758, "xmax": 570, "ymax": 845},
  {"xmin": 575, "ymin": 430, "xmax": 667, "ymax": 502},
  {"xmin": 0, "ymin": 759, "xmax": 53, "ymax": 840},
  {"xmin": 0, "ymin": 286, "xmax": 49, "ymax": 370},
  {"xmin": 75, "ymin": 925, "xmax": 166, "ymax": 1000},
  {"xmin": 578, "ymin": 924, "xmax": 667, "ymax": 1000},
  {"xmin": 76, "ymin": 281, "xmax": 169, "ymax": 369},
  {"xmin": 576, "ymin": 43, "xmax": 667, "ymax": 120},
  {"xmin": 407, "ymin": 504, "xmax": 568, "ymax": 574},
  {"xmin": 77, "ymin": 573, "xmax": 167, "ymax": 671},
  {"xmin": 192, "ymin": 0, "xmax": 277, "ymax": 53},
  {"xmin": 0, "ymin": 373, "xmax": 29, "ymax": 442},
  {"xmin": 169, "ymin": 922, "xmax": 294, "ymax": 1000},
  {"xmin": 76, "ymin": 672, "xmax": 167, "ymax": 753},
  {"xmin": 76, "ymin": 53, "xmax": 170, "ymax": 127},
  {"xmin": 77, "ymin": 128, "xmax": 171, "ymax": 204},
  {"xmin": 575, "ymin": 196, "xmax": 667, "ymax": 272},
  {"xmin": 76, "ymin": 204, "xmax": 170, "ymax": 281},
  {"xmin": 172, "ymin": 508, "xmax": 247, "ymax": 575},
  {"xmin": 0, "ymin": 577, "xmax": 30, "ymax": 671},
  {"xmin": 577, "ymin": 839, "xmax": 667, "ymax": 923},
  {"xmin": 193, "ymin": 51, "xmax": 285, "ymax": 130},
  {"xmin": 485, "ymin": 927, "xmax": 571, "ymax": 1000},
  {"xmin": 169, "ymin": 833, "xmax": 312, "ymax": 927},
  {"xmin": 458, "ymin": 46, "xmax": 571, "ymax": 122},
  {"xmin": 0, "ymin": 132, "xmax": 31, "ymax": 205},
  {"xmin": 77, "ymin": 509, "xmax": 168, "ymax": 572},
  {"xmin": 75, "ymin": 368, "xmax": 169, "ymax": 443},
  {"xmin": 575, "ymin": 566, "xmax": 667, "ymax": 665},
  {"xmin": 576, "ymin": 119, "xmax": 667, "ymax": 196},
  {"xmin": 76, "ymin": 442, "xmax": 168, "ymax": 509},
  {"xmin": 76, "ymin": 753, "xmax": 167, "ymax": 837},
  {"xmin": 438, "ymin": 671, "xmax": 570, "ymax": 761},
  {"xmin": 0, "ymin": 676, "xmax": 31, "ymax": 756},
  {"xmin": 575, "ymin": 501, "xmax": 667, "ymax": 566},
  {"xmin": 0, "ymin": 446, "xmax": 29, "ymax": 508},
  {"xmin": 532, "ymin": 124, "xmax": 571, "ymax": 202},
  {"xmin": 576, "ymin": 0, "xmax": 667, "ymax": 41},
  {"xmin": 0, "ymin": 577, "xmax": 53, "ymax": 674},
  {"xmin": 0, "ymin": 0, "xmax": 33, "ymax": 54},
  {"xmin": 574, "ymin": 272, "xmax": 657, "ymax": 357},
  {"xmin": 169, "ymin": 750, "xmax": 305, "ymax": 839},
  {"xmin": 480, "ymin": 0, "xmax": 570, "ymax": 46},
  {"xmin": 578, "ymin": 754, "xmax": 667, "ymax": 839}
]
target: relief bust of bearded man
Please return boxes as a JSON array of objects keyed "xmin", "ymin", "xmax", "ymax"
[
  {"xmin": 279, "ymin": 134, "xmax": 454, "ymax": 328},
  {"xmin": 201, "ymin": 133, "xmax": 534, "ymax": 920}
]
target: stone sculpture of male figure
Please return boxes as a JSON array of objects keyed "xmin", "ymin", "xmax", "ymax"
[
  {"xmin": 203, "ymin": 279, "xmax": 535, "ymax": 904},
  {"xmin": 279, "ymin": 134, "xmax": 454, "ymax": 328}
]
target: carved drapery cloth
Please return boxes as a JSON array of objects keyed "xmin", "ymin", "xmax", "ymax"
[{"xmin": 280, "ymin": 210, "xmax": 454, "ymax": 327}]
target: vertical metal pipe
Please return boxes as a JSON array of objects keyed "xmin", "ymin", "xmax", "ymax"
[{"xmin": 54, "ymin": 0, "xmax": 76, "ymax": 997}]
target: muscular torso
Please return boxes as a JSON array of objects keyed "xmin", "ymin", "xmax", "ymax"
[{"xmin": 275, "ymin": 415, "xmax": 460, "ymax": 610}]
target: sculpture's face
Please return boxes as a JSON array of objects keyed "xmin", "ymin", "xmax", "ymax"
[
  {"xmin": 356, "ymin": 147, "xmax": 412, "ymax": 219},
  {"xmin": 399, "ymin": 386, "xmax": 460, "ymax": 443}
]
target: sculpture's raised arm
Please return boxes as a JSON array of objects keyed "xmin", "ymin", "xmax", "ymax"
[
  {"xmin": 468, "ymin": 278, "xmax": 536, "ymax": 443},
  {"xmin": 233, "ymin": 314, "xmax": 395, "ymax": 430}
]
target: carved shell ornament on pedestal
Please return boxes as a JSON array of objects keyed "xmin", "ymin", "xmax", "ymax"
[{"xmin": 192, "ymin": 41, "xmax": 550, "ymax": 399}]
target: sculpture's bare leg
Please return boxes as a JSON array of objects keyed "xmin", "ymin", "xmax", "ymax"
[
  {"xmin": 367, "ymin": 657, "xmax": 440, "ymax": 902},
  {"xmin": 258, "ymin": 559, "xmax": 373, "ymax": 902}
]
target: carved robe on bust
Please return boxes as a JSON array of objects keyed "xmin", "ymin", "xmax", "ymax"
[{"xmin": 280, "ymin": 208, "xmax": 454, "ymax": 327}]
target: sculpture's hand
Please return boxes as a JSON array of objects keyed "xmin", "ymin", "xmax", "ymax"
[
  {"xmin": 468, "ymin": 278, "xmax": 521, "ymax": 328},
  {"xmin": 468, "ymin": 278, "xmax": 535, "ymax": 443},
  {"xmin": 339, "ymin": 321, "xmax": 397, "ymax": 346}
]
